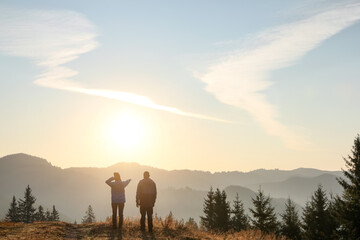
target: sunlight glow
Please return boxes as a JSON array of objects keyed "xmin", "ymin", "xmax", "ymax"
[{"xmin": 108, "ymin": 113, "xmax": 145, "ymax": 149}]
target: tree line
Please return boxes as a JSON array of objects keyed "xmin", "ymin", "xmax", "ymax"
[
  {"xmin": 201, "ymin": 134, "xmax": 360, "ymax": 240},
  {"xmin": 4, "ymin": 185, "xmax": 97, "ymax": 224},
  {"xmin": 4, "ymin": 185, "xmax": 59, "ymax": 223}
]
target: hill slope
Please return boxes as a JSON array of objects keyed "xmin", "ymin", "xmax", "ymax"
[{"xmin": 246, "ymin": 173, "xmax": 342, "ymax": 204}]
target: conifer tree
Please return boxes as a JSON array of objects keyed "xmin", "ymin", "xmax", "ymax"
[
  {"xmin": 18, "ymin": 185, "xmax": 37, "ymax": 223},
  {"xmin": 51, "ymin": 205, "xmax": 60, "ymax": 221},
  {"xmin": 250, "ymin": 188, "xmax": 279, "ymax": 234},
  {"xmin": 36, "ymin": 205, "xmax": 46, "ymax": 221},
  {"xmin": 337, "ymin": 134, "xmax": 360, "ymax": 239},
  {"xmin": 45, "ymin": 209, "xmax": 52, "ymax": 221},
  {"xmin": 230, "ymin": 193, "xmax": 248, "ymax": 231},
  {"xmin": 327, "ymin": 194, "xmax": 341, "ymax": 239},
  {"xmin": 186, "ymin": 217, "xmax": 198, "ymax": 229},
  {"xmin": 5, "ymin": 196, "xmax": 19, "ymax": 222},
  {"xmin": 200, "ymin": 187, "xmax": 215, "ymax": 230},
  {"xmin": 280, "ymin": 198, "xmax": 302, "ymax": 240},
  {"xmin": 301, "ymin": 201, "xmax": 314, "ymax": 239},
  {"xmin": 302, "ymin": 185, "xmax": 334, "ymax": 240},
  {"xmin": 213, "ymin": 189, "xmax": 231, "ymax": 231},
  {"xmin": 82, "ymin": 205, "xmax": 96, "ymax": 223}
]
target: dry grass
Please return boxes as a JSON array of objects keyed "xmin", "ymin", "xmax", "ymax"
[{"xmin": 0, "ymin": 219, "xmax": 283, "ymax": 240}]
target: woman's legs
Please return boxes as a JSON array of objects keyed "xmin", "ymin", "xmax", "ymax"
[
  {"xmin": 111, "ymin": 204, "xmax": 117, "ymax": 228},
  {"xmin": 118, "ymin": 203, "xmax": 124, "ymax": 228}
]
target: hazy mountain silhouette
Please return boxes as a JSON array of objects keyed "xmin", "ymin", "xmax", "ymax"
[
  {"xmin": 0, "ymin": 153, "xmax": 342, "ymax": 222},
  {"xmin": 246, "ymin": 173, "xmax": 342, "ymax": 205}
]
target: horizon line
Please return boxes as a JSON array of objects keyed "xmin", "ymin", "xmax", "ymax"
[{"xmin": 0, "ymin": 152, "xmax": 343, "ymax": 173}]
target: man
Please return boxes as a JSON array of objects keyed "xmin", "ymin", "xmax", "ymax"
[
  {"xmin": 136, "ymin": 171, "xmax": 157, "ymax": 232},
  {"xmin": 105, "ymin": 172, "xmax": 131, "ymax": 229}
]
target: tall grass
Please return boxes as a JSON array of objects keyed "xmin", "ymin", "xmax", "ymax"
[{"xmin": 1, "ymin": 215, "xmax": 284, "ymax": 239}]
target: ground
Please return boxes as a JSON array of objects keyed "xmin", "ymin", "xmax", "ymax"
[{"xmin": 0, "ymin": 220, "xmax": 282, "ymax": 240}]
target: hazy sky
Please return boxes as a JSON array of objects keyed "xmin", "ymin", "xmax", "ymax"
[{"xmin": 1, "ymin": 0, "xmax": 360, "ymax": 172}]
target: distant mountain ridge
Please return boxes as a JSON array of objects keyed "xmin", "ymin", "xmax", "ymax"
[
  {"xmin": 0, "ymin": 153, "xmax": 344, "ymax": 222},
  {"xmin": 0, "ymin": 153, "xmax": 55, "ymax": 169}
]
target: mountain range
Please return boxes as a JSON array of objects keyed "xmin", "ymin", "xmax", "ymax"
[{"xmin": 0, "ymin": 153, "xmax": 344, "ymax": 223}]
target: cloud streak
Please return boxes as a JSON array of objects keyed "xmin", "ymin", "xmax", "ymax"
[
  {"xmin": 0, "ymin": 8, "xmax": 229, "ymax": 123},
  {"xmin": 197, "ymin": 3, "xmax": 360, "ymax": 149}
]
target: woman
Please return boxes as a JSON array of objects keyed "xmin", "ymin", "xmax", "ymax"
[{"xmin": 105, "ymin": 172, "xmax": 131, "ymax": 229}]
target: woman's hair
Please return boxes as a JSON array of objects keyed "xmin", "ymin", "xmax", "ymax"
[{"xmin": 114, "ymin": 172, "xmax": 121, "ymax": 181}]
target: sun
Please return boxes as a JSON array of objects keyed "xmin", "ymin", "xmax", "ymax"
[{"xmin": 108, "ymin": 113, "xmax": 145, "ymax": 149}]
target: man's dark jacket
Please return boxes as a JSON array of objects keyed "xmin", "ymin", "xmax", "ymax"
[{"xmin": 136, "ymin": 178, "xmax": 157, "ymax": 207}]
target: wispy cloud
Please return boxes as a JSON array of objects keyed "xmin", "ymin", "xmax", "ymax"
[
  {"xmin": 0, "ymin": 9, "xmax": 97, "ymax": 67},
  {"xmin": 197, "ymin": 3, "xmax": 360, "ymax": 149},
  {"xmin": 0, "ymin": 8, "xmax": 229, "ymax": 123}
]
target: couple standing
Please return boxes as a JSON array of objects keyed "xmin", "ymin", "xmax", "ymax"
[{"xmin": 105, "ymin": 171, "xmax": 157, "ymax": 232}]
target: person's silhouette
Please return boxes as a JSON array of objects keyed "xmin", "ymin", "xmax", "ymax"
[
  {"xmin": 106, "ymin": 172, "xmax": 131, "ymax": 229},
  {"xmin": 136, "ymin": 171, "xmax": 157, "ymax": 232}
]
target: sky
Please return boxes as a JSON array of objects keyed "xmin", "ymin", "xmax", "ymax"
[{"xmin": 0, "ymin": 0, "xmax": 360, "ymax": 172}]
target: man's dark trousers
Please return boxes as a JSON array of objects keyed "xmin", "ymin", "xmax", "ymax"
[
  {"xmin": 140, "ymin": 206, "xmax": 153, "ymax": 231},
  {"xmin": 112, "ymin": 203, "xmax": 124, "ymax": 228}
]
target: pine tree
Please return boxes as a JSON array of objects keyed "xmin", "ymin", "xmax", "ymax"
[
  {"xmin": 302, "ymin": 185, "xmax": 334, "ymax": 240},
  {"xmin": 186, "ymin": 217, "xmax": 198, "ymax": 229},
  {"xmin": 18, "ymin": 185, "xmax": 37, "ymax": 223},
  {"xmin": 327, "ymin": 194, "xmax": 342, "ymax": 239},
  {"xmin": 250, "ymin": 188, "xmax": 279, "ymax": 234},
  {"xmin": 301, "ymin": 200, "xmax": 314, "ymax": 239},
  {"xmin": 82, "ymin": 205, "xmax": 96, "ymax": 223},
  {"xmin": 213, "ymin": 189, "xmax": 231, "ymax": 231},
  {"xmin": 230, "ymin": 193, "xmax": 248, "ymax": 231},
  {"xmin": 51, "ymin": 205, "xmax": 60, "ymax": 221},
  {"xmin": 200, "ymin": 187, "xmax": 215, "ymax": 230},
  {"xmin": 337, "ymin": 134, "xmax": 360, "ymax": 239},
  {"xmin": 280, "ymin": 198, "xmax": 302, "ymax": 240},
  {"xmin": 45, "ymin": 209, "xmax": 52, "ymax": 221},
  {"xmin": 35, "ymin": 205, "xmax": 46, "ymax": 221},
  {"xmin": 5, "ymin": 196, "xmax": 19, "ymax": 222}
]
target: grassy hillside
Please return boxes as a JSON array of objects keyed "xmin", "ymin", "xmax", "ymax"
[{"xmin": 0, "ymin": 219, "xmax": 283, "ymax": 240}]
